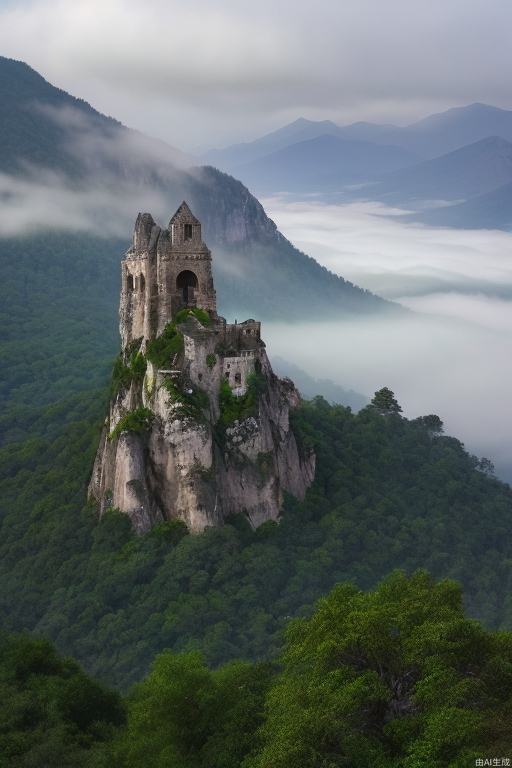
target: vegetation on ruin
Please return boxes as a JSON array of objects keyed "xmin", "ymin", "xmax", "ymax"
[
  {"xmin": 145, "ymin": 308, "xmax": 211, "ymax": 370},
  {"xmin": 108, "ymin": 407, "xmax": 154, "ymax": 441},
  {"xmin": 162, "ymin": 377, "xmax": 210, "ymax": 420},
  {"xmin": 173, "ymin": 307, "xmax": 212, "ymax": 327},
  {"xmin": 145, "ymin": 323, "xmax": 184, "ymax": 369},
  {"xmin": 217, "ymin": 370, "xmax": 268, "ymax": 428},
  {"xmin": 110, "ymin": 350, "xmax": 147, "ymax": 396},
  {"xmin": 206, "ymin": 353, "xmax": 217, "ymax": 369}
]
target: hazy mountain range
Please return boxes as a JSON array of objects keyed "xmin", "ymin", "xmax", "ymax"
[
  {"xmin": 0, "ymin": 55, "xmax": 392, "ymax": 322},
  {"xmin": 204, "ymin": 104, "xmax": 512, "ymax": 229}
]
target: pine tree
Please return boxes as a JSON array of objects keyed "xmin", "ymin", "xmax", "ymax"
[{"xmin": 370, "ymin": 387, "xmax": 402, "ymax": 415}]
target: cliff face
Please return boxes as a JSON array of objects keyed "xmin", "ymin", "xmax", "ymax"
[
  {"xmin": 88, "ymin": 203, "xmax": 315, "ymax": 533},
  {"xmin": 89, "ymin": 315, "xmax": 314, "ymax": 533}
]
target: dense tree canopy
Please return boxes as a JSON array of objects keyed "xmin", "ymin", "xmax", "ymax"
[
  {"xmin": 250, "ymin": 571, "xmax": 512, "ymax": 767},
  {"xmin": 0, "ymin": 633, "xmax": 124, "ymax": 768},
  {"xmin": 6, "ymin": 573, "xmax": 510, "ymax": 767},
  {"xmin": 1, "ymin": 388, "xmax": 512, "ymax": 692}
]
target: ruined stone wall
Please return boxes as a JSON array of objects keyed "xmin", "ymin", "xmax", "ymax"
[{"xmin": 222, "ymin": 352, "xmax": 258, "ymax": 396}]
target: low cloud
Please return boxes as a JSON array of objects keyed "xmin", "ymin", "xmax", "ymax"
[
  {"xmin": 264, "ymin": 197, "xmax": 512, "ymax": 482},
  {"xmin": 1, "ymin": 0, "xmax": 512, "ymax": 148},
  {"xmin": 0, "ymin": 170, "xmax": 168, "ymax": 237},
  {"xmin": 0, "ymin": 104, "xmax": 198, "ymax": 237}
]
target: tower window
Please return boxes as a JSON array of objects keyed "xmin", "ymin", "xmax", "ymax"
[
  {"xmin": 176, "ymin": 270, "xmax": 198, "ymax": 305},
  {"xmin": 234, "ymin": 373, "xmax": 242, "ymax": 385},
  {"xmin": 127, "ymin": 273, "xmax": 134, "ymax": 292},
  {"xmin": 140, "ymin": 274, "xmax": 145, "ymax": 292},
  {"xmin": 184, "ymin": 223, "xmax": 193, "ymax": 241}
]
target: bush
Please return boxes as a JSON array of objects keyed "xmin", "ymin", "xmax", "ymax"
[
  {"xmin": 218, "ymin": 371, "xmax": 267, "ymax": 428},
  {"xmin": 109, "ymin": 407, "xmax": 154, "ymax": 441},
  {"xmin": 163, "ymin": 378, "xmax": 209, "ymax": 420},
  {"xmin": 174, "ymin": 307, "xmax": 211, "ymax": 327},
  {"xmin": 146, "ymin": 309, "xmax": 210, "ymax": 370},
  {"xmin": 146, "ymin": 324, "xmax": 184, "ymax": 369},
  {"xmin": 111, "ymin": 351, "xmax": 147, "ymax": 396}
]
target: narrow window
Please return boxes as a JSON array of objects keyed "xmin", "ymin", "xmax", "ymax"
[
  {"xmin": 234, "ymin": 373, "xmax": 242, "ymax": 385},
  {"xmin": 140, "ymin": 274, "xmax": 146, "ymax": 292},
  {"xmin": 127, "ymin": 273, "xmax": 134, "ymax": 292},
  {"xmin": 184, "ymin": 223, "xmax": 193, "ymax": 241}
]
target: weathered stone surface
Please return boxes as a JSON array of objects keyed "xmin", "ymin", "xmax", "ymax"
[{"xmin": 88, "ymin": 202, "xmax": 315, "ymax": 532}]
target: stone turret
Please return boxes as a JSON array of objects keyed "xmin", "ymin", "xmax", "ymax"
[
  {"xmin": 120, "ymin": 201, "xmax": 217, "ymax": 349},
  {"xmin": 89, "ymin": 203, "xmax": 314, "ymax": 533}
]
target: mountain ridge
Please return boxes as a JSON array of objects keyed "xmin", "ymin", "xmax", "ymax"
[
  {"xmin": 370, "ymin": 135, "xmax": 512, "ymax": 205},
  {"xmin": 0, "ymin": 55, "xmax": 394, "ymax": 321}
]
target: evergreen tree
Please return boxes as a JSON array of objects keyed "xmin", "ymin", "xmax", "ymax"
[{"xmin": 370, "ymin": 387, "xmax": 403, "ymax": 415}]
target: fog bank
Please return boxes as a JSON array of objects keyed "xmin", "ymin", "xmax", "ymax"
[{"xmin": 264, "ymin": 198, "xmax": 512, "ymax": 481}]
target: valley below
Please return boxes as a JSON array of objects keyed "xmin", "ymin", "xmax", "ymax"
[{"xmin": 265, "ymin": 196, "xmax": 512, "ymax": 481}]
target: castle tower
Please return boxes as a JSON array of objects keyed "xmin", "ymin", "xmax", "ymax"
[
  {"xmin": 89, "ymin": 203, "xmax": 315, "ymax": 533},
  {"xmin": 120, "ymin": 202, "xmax": 217, "ymax": 349}
]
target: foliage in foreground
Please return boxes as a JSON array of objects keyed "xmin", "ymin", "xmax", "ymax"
[
  {"xmin": 4, "ymin": 573, "xmax": 512, "ymax": 767},
  {"xmin": 0, "ymin": 633, "xmax": 124, "ymax": 768}
]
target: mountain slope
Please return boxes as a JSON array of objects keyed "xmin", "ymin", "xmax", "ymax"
[
  {"xmin": 410, "ymin": 181, "xmax": 512, "ymax": 230},
  {"xmin": 202, "ymin": 117, "xmax": 342, "ymax": 170},
  {"xmin": 230, "ymin": 134, "xmax": 419, "ymax": 194},
  {"xmin": 206, "ymin": 103, "xmax": 512, "ymax": 189},
  {"xmin": 0, "ymin": 56, "xmax": 391, "ymax": 322},
  {"xmin": 372, "ymin": 136, "xmax": 512, "ymax": 205},
  {"xmin": 1, "ymin": 394, "xmax": 512, "ymax": 691},
  {"xmin": 0, "ymin": 56, "xmax": 190, "ymax": 175},
  {"xmin": 402, "ymin": 102, "xmax": 512, "ymax": 158}
]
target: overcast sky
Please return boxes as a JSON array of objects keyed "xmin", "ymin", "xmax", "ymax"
[{"xmin": 0, "ymin": 0, "xmax": 511, "ymax": 151}]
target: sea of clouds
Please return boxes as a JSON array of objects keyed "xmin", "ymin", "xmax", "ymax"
[{"xmin": 263, "ymin": 197, "xmax": 512, "ymax": 481}]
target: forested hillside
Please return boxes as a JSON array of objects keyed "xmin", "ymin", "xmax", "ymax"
[
  {"xmin": 1, "ymin": 387, "xmax": 511, "ymax": 691},
  {"xmin": 3, "ymin": 572, "xmax": 512, "ymax": 767}
]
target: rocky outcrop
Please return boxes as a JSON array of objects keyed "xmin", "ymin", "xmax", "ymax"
[
  {"xmin": 89, "ymin": 317, "xmax": 314, "ymax": 533},
  {"xmin": 88, "ymin": 203, "xmax": 315, "ymax": 533}
]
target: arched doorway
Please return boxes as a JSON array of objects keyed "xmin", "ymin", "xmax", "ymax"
[{"xmin": 176, "ymin": 270, "xmax": 198, "ymax": 304}]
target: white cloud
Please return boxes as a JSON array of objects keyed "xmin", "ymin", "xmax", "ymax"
[
  {"xmin": 264, "ymin": 198, "xmax": 512, "ymax": 481},
  {"xmin": 0, "ymin": 0, "xmax": 511, "ymax": 148}
]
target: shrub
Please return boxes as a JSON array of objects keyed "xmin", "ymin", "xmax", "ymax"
[
  {"xmin": 109, "ymin": 407, "xmax": 154, "ymax": 441},
  {"xmin": 146, "ymin": 324, "xmax": 184, "ymax": 368},
  {"xmin": 146, "ymin": 309, "xmax": 210, "ymax": 369},
  {"xmin": 111, "ymin": 350, "xmax": 147, "ymax": 396},
  {"xmin": 174, "ymin": 307, "xmax": 211, "ymax": 327},
  {"xmin": 162, "ymin": 377, "xmax": 209, "ymax": 421},
  {"xmin": 218, "ymin": 371, "xmax": 267, "ymax": 428},
  {"xmin": 206, "ymin": 353, "xmax": 217, "ymax": 370}
]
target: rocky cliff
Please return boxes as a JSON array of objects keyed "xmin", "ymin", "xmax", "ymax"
[{"xmin": 88, "ymin": 204, "xmax": 315, "ymax": 532}]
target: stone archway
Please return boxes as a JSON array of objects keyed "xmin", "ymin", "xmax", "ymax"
[{"xmin": 176, "ymin": 270, "xmax": 198, "ymax": 304}]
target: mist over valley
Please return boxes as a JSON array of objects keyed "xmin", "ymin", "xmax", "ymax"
[{"xmin": 265, "ymin": 197, "xmax": 512, "ymax": 481}]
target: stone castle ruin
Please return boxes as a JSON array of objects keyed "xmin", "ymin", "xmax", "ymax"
[{"xmin": 89, "ymin": 202, "xmax": 315, "ymax": 532}]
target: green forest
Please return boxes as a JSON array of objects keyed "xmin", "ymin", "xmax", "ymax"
[
  {"xmin": 3, "ymin": 572, "xmax": 512, "ymax": 767},
  {"xmin": 2, "ymin": 376, "xmax": 512, "ymax": 692},
  {"xmin": 2, "ymin": 50, "xmax": 512, "ymax": 768},
  {"xmin": 2, "ymin": 227, "xmax": 512, "ymax": 766}
]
